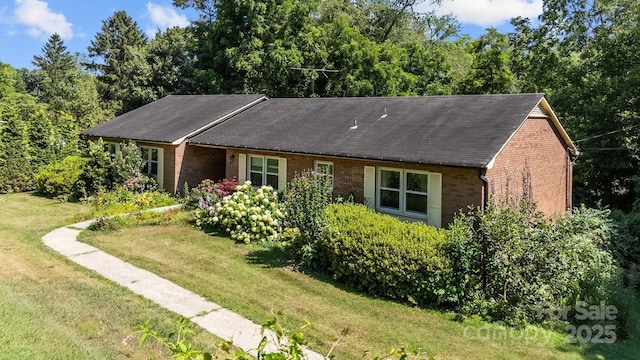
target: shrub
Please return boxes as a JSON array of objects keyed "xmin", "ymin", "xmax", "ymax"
[
  {"xmin": 34, "ymin": 155, "xmax": 87, "ymax": 199},
  {"xmin": 75, "ymin": 138, "xmax": 115, "ymax": 198},
  {"xmin": 197, "ymin": 181, "xmax": 284, "ymax": 243},
  {"xmin": 75, "ymin": 139, "xmax": 148, "ymax": 198},
  {"xmin": 447, "ymin": 201, "xmax": 624, "ymax": 325},
  {"xmin": 282, "ymin": 169, "xmax": 332, "ymax": 266},
  {"xmin": 184, "ymin": 178, "xmax": 238, "ymax": 210},
  {"xmin": 319, "ymin": 203, "xmax": 452, "ymax": 306},
  {"xmin": 87, "ymin": 186, "xmax": 178, "ymax": 218},
  {"xmin": 112, "ymin": 141, "xmax": 145, "ymax": 185},
  {"xmin": 122, "ymin": 175, "xmax": 158, "ymax": 194},
  {"xmin": 88, "ymin": 208, "xmax": 187, "ymax": 231}
]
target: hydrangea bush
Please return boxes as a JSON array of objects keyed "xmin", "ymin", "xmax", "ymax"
[{"xmin": 195, "ymin": 181, "xmax": 284, "ymax": 243}]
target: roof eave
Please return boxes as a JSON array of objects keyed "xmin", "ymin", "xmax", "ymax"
[
  {"xmin": 485, "ymin": 96, "xmax": 579, "ymax": 169},
  {"xmin": 536, "ymin": 97, "xmax": 579, "ymax": 156}
]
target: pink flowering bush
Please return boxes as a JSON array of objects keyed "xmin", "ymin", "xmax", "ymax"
[{"xmin": 184, "ymin": 178, "xmax": 239, "ymax": 210}]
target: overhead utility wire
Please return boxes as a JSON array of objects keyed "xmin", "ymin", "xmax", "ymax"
[{"xmin": 574, "ymin": 123, "xmax": 640, "ymax": 143}]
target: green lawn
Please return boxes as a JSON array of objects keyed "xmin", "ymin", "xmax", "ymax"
[
  {"xmin": 0, "ymin": 193, "xmax": 220, "ymax": 359},
  {"xmin": 3, "ymin": 192, "xmax": 638, "ymax": 359},
  {"xmin": 78, "ymin": 212, "xmax": 640, "ymax": 360}
]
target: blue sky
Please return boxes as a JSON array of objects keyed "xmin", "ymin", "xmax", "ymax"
[{"xmin": 0, "ymin": 0, "xmax": 543, "ymax": 70}]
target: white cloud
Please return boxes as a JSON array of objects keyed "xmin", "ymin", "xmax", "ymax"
[
  {"xmin": 146, "ymin": 2, "xmax": 189, "ymax": 29},
  {"xmin": 421, "ymin": 0, "xmax": 543, "ymax": 28},
  {"xmin": 13, "ymin": 0, "xmax": 73, "ymax": 39}
]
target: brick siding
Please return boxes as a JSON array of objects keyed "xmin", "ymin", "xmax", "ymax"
[
  {"xmin": 176, "ymin": 144, "xmax": 226, "ymax": 194},
  {"xmin": 486, "ymin": 117, "xmax": 572, "ymax": 215},
  {"xmin": 224, "ymin": 148, "xmax": 483, "ymax": 227}
]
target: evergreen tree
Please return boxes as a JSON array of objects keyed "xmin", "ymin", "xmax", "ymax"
[
  {"xmin": 0, "ymin": 62, "xmax": 16, "ymax": 99},
  {"xmin": 87, "ymin": 11, "xmax": 150, "ymax": 114},
  {"xmin": 32, "ymin": 33, "xmax": 75, "ymax": 97}
]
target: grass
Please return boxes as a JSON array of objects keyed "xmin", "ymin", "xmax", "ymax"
[
  {"xmin": 79, "ymin": 212, "xmax": 640, "ymax": 360},
  {"xmin": 0, "ymin": 193, "xmax": 220, "ymax": 359}
]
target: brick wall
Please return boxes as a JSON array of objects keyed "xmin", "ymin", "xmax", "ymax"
[
  {"xmin": 224, "ymin": 148, "xmax": 483, "ymax": 227},
  {"xmin": 176, "ymin": 144, "xmax": 226, "ymax": 194},
  {"xmin": 486, "ymin": 117, "xmax": 572, "ymax": 215}
]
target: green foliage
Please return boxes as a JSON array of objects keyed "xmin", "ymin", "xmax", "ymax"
[
  {"xmin": 121, "ymin": 175, "xmax": 159, "ymax": 194},
  {"xmin": 0, "ymin": 93, "xmax": 40, "ymax": 193},
  {"xmin": 75, "ymin": 138, "xmax": 114, "ymax": 197},
  {"xmin": 75, "ymin": 139, "xmax": 148, "ymax": 198},
  {"xmin": 320, "ymin": 203, "xmax": 452, "ymax": 306},
  {"xmin": 112, "ymin": 141, "xmax": 145, "ymax": 184},
  {"xmin": 0, "ymin": 61, "xmax": 17, "ymax": 99},
  {"xmin": 447, "ymin": 201, "xmax": 623, "ymax": 325},
  {"xmin": 510, "ymin": 0, "xmax": 640, "ymax": 210},
  {"xmin": 32, "ymin": 33, "xmax": 76, "ymax": 101},
  {"xmin": 34, "ymin": 155, "xmax": 87, "ymax": 199},
  {"xmin": 282, "ymin": 169, "xmax": 332, "ymax": 267},
  {"xmin": 136, "ymin": 314, "xmax": 431, "ymax": 359},
  {"xmin": 459, "ymin": 28, "xmax": 515, "ymax": 94},
  {"xmin": 138, "ymin": 318, "xmax": 212, "ymax": 360},
  {"xmin": 196, "ymin": 181, "xmax": 284, "ymax": 243},
  {"xmin": 87, "ymin": 10, "xmax": 151, "ymax": 114},
  {"xmin": 87, "ymin": 187, "xmax": 177, "ymax": 218}
]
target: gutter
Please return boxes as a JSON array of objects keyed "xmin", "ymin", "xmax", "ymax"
[{"xmin": 477, "ymin": 168, "xmax": 489, "ymax": 211}]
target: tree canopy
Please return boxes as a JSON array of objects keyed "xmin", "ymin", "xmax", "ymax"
[{"xmin": 1, "ymin": 0, "xmax": 639, "ymax": 213}]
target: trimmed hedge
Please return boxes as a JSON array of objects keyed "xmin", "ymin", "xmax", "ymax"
[{"xmin": 320, "ymin": 203, "xmax": 453, "ymax": 306}]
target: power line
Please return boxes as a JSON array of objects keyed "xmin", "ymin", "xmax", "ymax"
[{"xmin": 574, "ymin": 123, "xmax": 640, "ymax": 143}]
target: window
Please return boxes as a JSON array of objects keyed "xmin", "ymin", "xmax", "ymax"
[
  {"xmin": 314, "ymin": 161, "xmax": 334, "ymax": 190},
  {"xmin": 140, "ymin": 146, "xmax": 159, "ymax": 180},
  {"xmin": 104, "ymin": 142, "xmax": 118, "ymax": 156},
  {"xmin": 248, "ymin": 155, "xmax": 280, "ymax": 190},
  {"xmin": 377, "ymin": 168, "xmax": 429, "ymax": 218}
]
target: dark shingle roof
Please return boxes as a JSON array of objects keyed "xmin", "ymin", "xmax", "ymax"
[
  {"xmin": 189, "ymin": 94, "xmax": 547, "ymax": 168},
  {"xmin": 81, "ymin": 94, "xmax": 266, "ymax": 144}
]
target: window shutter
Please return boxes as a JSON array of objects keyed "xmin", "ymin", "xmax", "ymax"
[
  {"xmin": 278, "ymin": 157, "xmax": 287, "ymax": 191},
  {"xmin": 428, "ymin": 173, "xmax": 442, "ymax": 227},
  {"xmin": 238, "ymin": 154, "xmax": 247, "ymax": 183},
  {"xmin": 364, "ymin": 166, "xmax": 375, "ymax": 209}
]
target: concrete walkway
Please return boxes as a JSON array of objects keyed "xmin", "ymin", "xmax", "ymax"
[{"xmin": 42, "ymin": 206, "xmax": 324, "ymax": 360}]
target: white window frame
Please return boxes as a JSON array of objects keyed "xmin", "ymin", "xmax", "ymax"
[
  {"xmin": 140, "ymin": 145, "xmax": 163, "ymax": 188},
  {"xmin": 104, "ymin": 142, "xmax": 119, "ymax": 156},
  {"xmin": 376, "ymin": 167, "xmax": 430, "ymax": 219},
  {"xmin": 248, "ymin": 155, "xmax": 281, "ymax": 190},
  {"xmin": 314, "ymin": 160, "xmax": 334, "ymax": 191}
]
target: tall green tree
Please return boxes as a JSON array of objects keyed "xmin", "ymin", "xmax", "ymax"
[
  {"xmin": 147, "ymin": 27, "xmax": 197, "ymax": 96},
  {"xmin": 458, "ymin": 28, "xmax": 515, "ymax": 94},
  {"xmin": 374, "ymin": 0, "xmax": 441, "ymax": 43},
  {"xmin": 0, "ymin": 62, "xmax": 16, "ymax": 99},
  {"xmin": 32, "ymin": 33, "xmax": 75, "ymax": 99},
  {"xmin": 0, "ymin": 93, "xmax": 38, "ymax": 192},
  {"xmin": 179, "ymin": 0, "xmax": 320, "ymax": 95},
  {"xmin": 510, "ymin": 0, "xmax": 640, "ymax": 210},
  {"xmin": 87, "ymin": 11, "xmax": 151, "ymax": 114}
]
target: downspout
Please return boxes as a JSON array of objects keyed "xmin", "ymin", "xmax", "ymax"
[
  {"xmin": 478, "ymin": 168, "xmax": 489, "ymax": 211},
  {"xmin": 566, "ymin": 148, "xmax": 571, "ymax": 210},
  {"xmin": 566, "ymin": 147, "xmax": 579, "ymax": 210}
]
